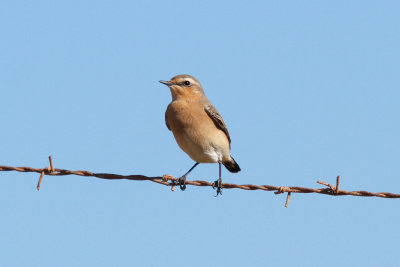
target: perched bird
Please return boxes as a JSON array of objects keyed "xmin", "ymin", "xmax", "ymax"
[{"xmin": 159, "ymin": 74, "xmax": 240, "ymax": 195}]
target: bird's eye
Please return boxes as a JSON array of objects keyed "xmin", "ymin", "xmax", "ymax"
[{"xmin": 184, "ymin": 81, "xmax": 191, "ymax": 86}]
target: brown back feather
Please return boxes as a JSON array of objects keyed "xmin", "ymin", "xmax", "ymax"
[{"xmin": 204, "ymin": 104, "xmax": 231, "ymax": 144}]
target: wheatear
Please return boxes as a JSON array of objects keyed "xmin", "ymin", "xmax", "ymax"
[{"xmin": 160, "ymin": 74, "xmax": 240, "ymax": 195}]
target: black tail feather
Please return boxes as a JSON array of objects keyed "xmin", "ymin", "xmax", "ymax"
[{"xmin": 223, "ymin": 156, "xmax": 241, "ymax": 173}]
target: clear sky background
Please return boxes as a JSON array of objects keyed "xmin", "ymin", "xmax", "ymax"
[{"xmin": 1, "ymin": 1, "xmax": 399, "ymax": 266}]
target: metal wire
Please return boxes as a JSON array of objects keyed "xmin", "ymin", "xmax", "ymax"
[{"xmin": 1, "ymin": 156, "xmax": 399, "ymax": 207}]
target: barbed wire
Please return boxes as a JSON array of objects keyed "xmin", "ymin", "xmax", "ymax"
[{"xmin": 1, "ymin": 156, "xmax": 399, "ymax": 207}]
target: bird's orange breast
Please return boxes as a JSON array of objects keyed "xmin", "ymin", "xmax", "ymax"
[{"xmin": 165, "ymin": 100, "xmax": 230, "ymax": 163}]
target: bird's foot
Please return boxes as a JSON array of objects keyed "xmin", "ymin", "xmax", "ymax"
[
  {"xmin": 177, "ymin": 175, "xmax": 186, "ymax": 191},
  {"xmin": 212, "ymin": 178, "xmax": 223, "ymax": 196}
]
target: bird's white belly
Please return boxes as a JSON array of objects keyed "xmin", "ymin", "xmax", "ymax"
[{"xmin": 174, "ymin": 131, "xmax": 227, "ymax": 163}]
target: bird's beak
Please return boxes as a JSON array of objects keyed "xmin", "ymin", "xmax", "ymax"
[{"xmin": 159, "ymin": 80, "xmax": 174, "ymax": 86}]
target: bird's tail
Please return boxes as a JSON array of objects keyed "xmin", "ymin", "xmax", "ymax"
[{"xmin": 223, "ymin": 156, "xmax": 241, "ymax": 173}]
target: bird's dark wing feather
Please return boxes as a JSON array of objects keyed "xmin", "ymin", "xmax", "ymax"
[
  {"xmin": 165, "ymin": 110, "xmax": 171, "ymax": 131},
  {"xmin": 204, "ymin": 104, "xmax": 231, "ymax": 144}
]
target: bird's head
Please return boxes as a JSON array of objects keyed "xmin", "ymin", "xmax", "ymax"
[{"xmin": 159, "ymin": 74, "xmax": 205, "ymax": 101}]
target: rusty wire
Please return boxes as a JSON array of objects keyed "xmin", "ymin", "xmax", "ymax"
[{"xmin": 1, "ymin": 156, "xmax": 399, "ymax": 207}]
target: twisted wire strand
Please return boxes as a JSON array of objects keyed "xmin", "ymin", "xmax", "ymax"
[{"xmin": 1, "ymin": 165, "xmax": 399, "ymax": 199}]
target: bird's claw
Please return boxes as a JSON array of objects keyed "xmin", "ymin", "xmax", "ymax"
[
  {"xmin": 212, "ymin": 179, "xmax": 223, "ymax": 196},
  {"xmin": 177, "ymin": 176, "xmax": 186, "ymax": 191}
]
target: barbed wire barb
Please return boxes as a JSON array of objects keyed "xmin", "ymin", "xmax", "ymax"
[
  {"xmin": 36, "ymin": 156, "xmax": 55, "ymax": 191},
  {"xmin": 1, "ymin": 156, "xmax": 400, "ymax": 207}
]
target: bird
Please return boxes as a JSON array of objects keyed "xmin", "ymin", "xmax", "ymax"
[{"xmin": 159, "ymin": 74, "xmax": 240, "ymax": 195}]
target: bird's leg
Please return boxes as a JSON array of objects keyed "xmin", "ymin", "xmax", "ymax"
[
  {"xmin": 212, "ymin": 162, "xmax": 223, "ymax": 196},
  {"xmin": 177, "ymin": 162, "xmax": 199, "ymax": 191}
]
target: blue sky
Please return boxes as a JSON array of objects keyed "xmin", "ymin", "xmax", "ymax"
[{"xmin": 1, "ymin": 1, "xmax": 399, "ymax": 266}]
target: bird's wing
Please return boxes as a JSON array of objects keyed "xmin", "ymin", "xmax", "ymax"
[
  {"xmin": 204, "ymin": 103, "xmax": 231, "ymax": 144},
  {"xmin": 165, "ymin": 110, "xmax": 171, "ymax": 131}
]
